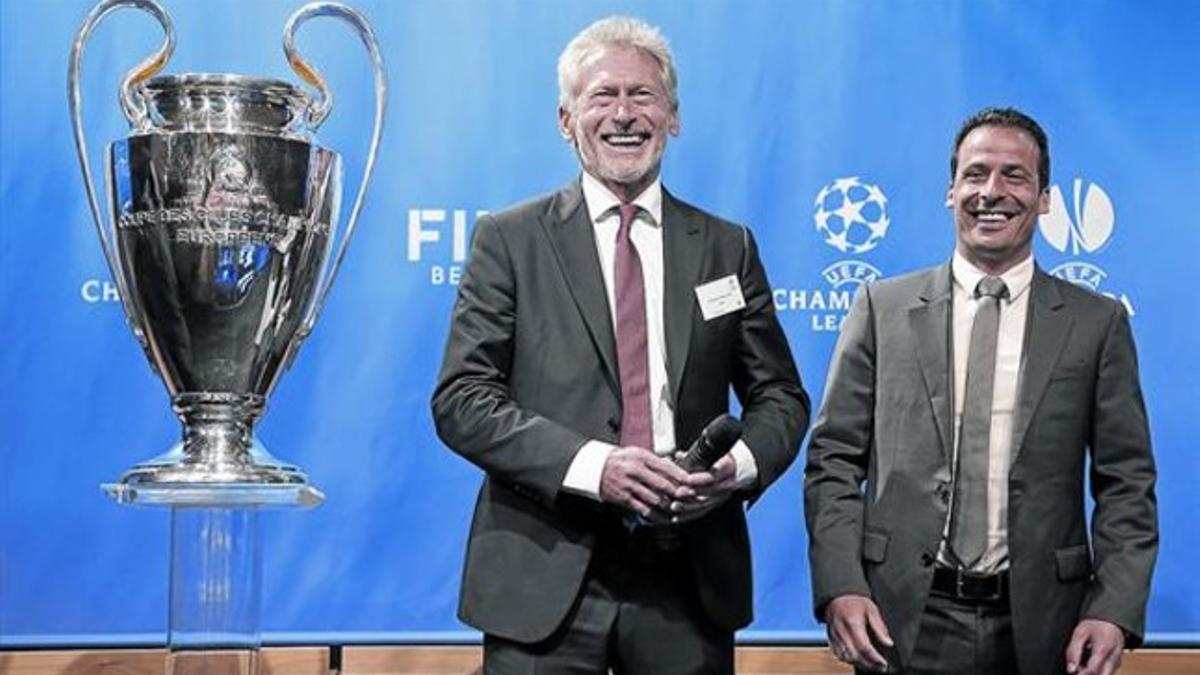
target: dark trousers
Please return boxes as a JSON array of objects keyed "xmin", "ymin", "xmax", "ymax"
[
  {"xmin": 484, "ymin": 522, "xmax": 733, "ymax": 675},
  {"xmin": 873, "ymin": 591, "xmax": 1018, "ymax": 675}
]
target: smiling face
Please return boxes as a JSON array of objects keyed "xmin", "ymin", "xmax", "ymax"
[
  {"xmin": 558, "ymin": 45, "xmax": 679, "ymax": 202},
  {"xmin": 947, "ymin": 124, "xmax": 1050, "ymax": 274}
]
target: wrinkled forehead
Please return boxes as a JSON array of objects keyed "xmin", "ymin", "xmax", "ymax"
[{"xmin": 573, "ymin": 45, "xmax": 668, "ymax": 93}]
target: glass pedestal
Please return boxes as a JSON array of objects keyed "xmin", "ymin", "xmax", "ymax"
[
  {"xmin": 104, "ymin": 484, "xmax": 322, "ymax": 675},
  {"xmin": 167, "ymin": 507, "xmax": 260, "ymax": 675}
]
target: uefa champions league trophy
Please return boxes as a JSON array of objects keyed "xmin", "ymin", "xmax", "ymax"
[
  {"xmin": 70, "ymin": 1, "xmax": 385, "ymax": 671},
  {"xmin": 70, "ymin": 0, "xmax": 385, "ymax": 507}
]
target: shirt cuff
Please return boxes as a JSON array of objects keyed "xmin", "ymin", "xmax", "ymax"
[
  {"xmin": 730, "ymin": 439, "xmax": 759, "ymax": 490},
  {"xmin": 561, "ymin": 440, "xmax": 615, "ymax": 501}
]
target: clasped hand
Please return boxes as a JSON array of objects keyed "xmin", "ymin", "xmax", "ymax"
[{"xmin": 599, "ymin": 446, "xmax": 739, "ymax": 523}]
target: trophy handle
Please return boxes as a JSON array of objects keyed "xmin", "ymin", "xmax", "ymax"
[
  {"xmin": 283, "ymin": 2, "xmax": 388, "ymax": 334},
  {"xmin": 69, "ymin": 0, "xmax": 175, "ymax": 345}
]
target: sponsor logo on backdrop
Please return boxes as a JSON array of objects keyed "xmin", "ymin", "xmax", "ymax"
[
  {"xmin": 407, "ymin": 208, "xmax": 487, "ymax": 286},
  {"xmin": 774, "ymin": 176, "xmax": 887, "ymax": 331},
  {"xmin": 1038, "ymin": 178, "xmax": 1134, "ymax": 316}
]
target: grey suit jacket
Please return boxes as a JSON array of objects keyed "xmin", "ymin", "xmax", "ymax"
[
  {"xmin": 433, "ymin": 180, "xmax": 809, "ymax": 642},
  {"xmin": 804, "ymin": 262, "xmax": 1157, "ymax": 674}
]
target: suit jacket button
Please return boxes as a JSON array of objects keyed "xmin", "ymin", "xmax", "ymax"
[
  {"xmin": 921, "ymin": 552, "xmax": 935, "ymax": 567},
  {"xmin": 937, "ymin": 485, "xmax": 950, "ymax": 504},
  {"xmin": 607, "ymin": 416, "xmax": 620, "ymax": 432}
]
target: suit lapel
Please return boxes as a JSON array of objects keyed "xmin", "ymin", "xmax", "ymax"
[
  {"xmin": 662, "ymin": 190, "xmax": 704, "ymax": 404},
  {"xmin": 908, "ymin": 264, "xmax": 955, "ymax": 463},
  {"xmin": 541, "ymin": 181, "xmax": 620, "ymax": 395},
  {"xmin": 1011, "ymin": 268, "xmax": 1071, "ymax": 459}
]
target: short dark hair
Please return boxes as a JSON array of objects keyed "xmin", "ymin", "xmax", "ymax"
[{"xmin": 950, "ymin": 107, "xmax": 1050, "ymax": 191}]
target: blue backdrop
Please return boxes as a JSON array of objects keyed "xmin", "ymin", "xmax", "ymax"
[{"xmin": 1, "ymin": 0, "xmax": 1197, "ymax": 646}]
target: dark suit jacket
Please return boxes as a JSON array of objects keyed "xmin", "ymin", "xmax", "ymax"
[
  {"xmin": 804, "ymin": 262, "xmax": 1157, "ymax": 674},
  {"xmin": 432, "ymin": 180, "xmax": 809, "ymax": 643}
]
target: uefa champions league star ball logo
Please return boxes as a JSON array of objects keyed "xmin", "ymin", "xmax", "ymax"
[
  {"xmin": 813, "ymin": 177, "xmax": 890, "ymax": 254},
  {"xmin": 772, "ymin": 176, "xmax": 889, "ymax": 332}
]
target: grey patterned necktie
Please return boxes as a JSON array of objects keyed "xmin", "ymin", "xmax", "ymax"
[{"xmin": 950, "ymin": 275, "xmax": 1009, "ymax": 567}]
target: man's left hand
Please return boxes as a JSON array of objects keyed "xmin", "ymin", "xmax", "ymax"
[
  {"xmin": 669, "ymin": 453, "xmax": 739, "ymax": 523},
  {"xmin": 1066, "ymin": 619, "xmax": 1125, "ymax": 675}
]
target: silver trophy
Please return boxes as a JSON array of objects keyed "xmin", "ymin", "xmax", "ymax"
[{"xmin": 70, "ymin": 0, "xmax": 386, "ymax": 506}]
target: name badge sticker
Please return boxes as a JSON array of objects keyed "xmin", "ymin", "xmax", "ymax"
[{"xmin": 694, "ymin": 274, "xmax": 746, "ymax": 321}]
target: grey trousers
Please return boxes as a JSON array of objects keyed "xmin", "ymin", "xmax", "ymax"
[
  {"xmin": 865, "ymin": 592, "xmax": 1019, "ymax": 675},
  {"xmin": 484, "ymin": 527, "xmax": 733, "ymax": 675}
]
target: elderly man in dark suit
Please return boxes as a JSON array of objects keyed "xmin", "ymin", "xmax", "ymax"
[
  {"xmin": 432, "ymin": 16, "xmax": 808, "ymax": 675},
  {"xmin": 805, "ymin": 107, "xmax": 1157, "ymax": 675}
]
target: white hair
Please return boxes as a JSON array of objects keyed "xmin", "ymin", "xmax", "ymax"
[{"xmin": 557, "ymin": 16, "xmax": 678, "ymax": 111}]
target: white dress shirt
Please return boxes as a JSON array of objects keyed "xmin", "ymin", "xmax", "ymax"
[
  {"xmin": 938, "ymin": 251, "xmax": 1034, "ymax": 573},
  {"xmin": 561, "ymin": 172, "xmax": 758, "ymax": 499}
]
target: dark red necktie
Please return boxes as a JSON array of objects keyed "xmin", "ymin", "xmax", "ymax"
[{"xmin": 614, "ymin": 203, "xmax": 652, "ymax": 450}]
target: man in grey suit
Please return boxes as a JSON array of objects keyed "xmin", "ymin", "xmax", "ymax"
[
  {"xmin": 805, "ymin": 108, "xmax": 1157, "ymax": 675},
  {"xmin": 432, "ymin": 16, "xmax": 808, "ymax": 674}
]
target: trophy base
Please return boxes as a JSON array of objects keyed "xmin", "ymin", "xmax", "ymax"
[
  {"xmin": 103, "ymin": 481, "xmax": 323, "ymax": 507},
  {"xmin": 103, "ymin": 437, "xmax": 324, "ymax": 508}
]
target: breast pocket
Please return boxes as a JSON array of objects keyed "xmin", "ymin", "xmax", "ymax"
[
  {"xmin": 1042, "ymin": 362, "xmax": 1095, "ymax": 409},
  {"xmin": 689, "ymin": 311, "xmax": 738, "ymax": 371},
  {"xmin": 1048, "ymin": 360, "xmax": 1093, "ymax": 383}
]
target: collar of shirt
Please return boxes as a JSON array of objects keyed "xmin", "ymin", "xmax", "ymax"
[
  {"xmin": 951, "ymin": 250, "xmax": 1034, "ymax": 304},
  {"xmin": 580, "ymin": 171, "xmax": 663, "ymax": 227}
]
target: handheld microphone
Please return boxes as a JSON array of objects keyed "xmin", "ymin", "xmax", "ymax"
[{"xmin": 676, "ymin": 414, "xmax": 743, "ymax": 473}]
